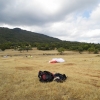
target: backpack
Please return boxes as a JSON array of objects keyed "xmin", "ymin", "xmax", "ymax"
[
  {"xmin": 38, "ymin": 71, "xmax": 54, "ymax": 82},
  {"xmin": 54, "ymin": 73, "xmax": 67, "ymax": 82}
]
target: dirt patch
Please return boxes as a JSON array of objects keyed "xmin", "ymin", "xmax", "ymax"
[
  {"xmin": 15, "ymin": 67, "xmax": 33, "ymax": 71},
  {"xmin": 64, "ymin": 63, "xmax": 76, "ymax": 66}
]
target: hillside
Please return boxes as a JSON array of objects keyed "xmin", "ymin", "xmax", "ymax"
[{"xmin": 0, "ymin": 27, "xmax": 61, "ymax": 43}]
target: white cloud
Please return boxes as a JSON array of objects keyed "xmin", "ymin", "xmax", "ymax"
[
  {"xmin": 90, "ymin": 4, "xmax": 100, "ymax": 21},
  {"xmin": 0, "ymin": 0, "xmax": 100, "ymax": 43}
]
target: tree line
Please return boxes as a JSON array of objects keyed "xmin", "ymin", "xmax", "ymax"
[{"xmin": 0, "ymin": 41, "xmax": 100, "ymax": 54}]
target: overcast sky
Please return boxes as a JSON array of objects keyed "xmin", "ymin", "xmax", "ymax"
[{"xmin": 0, "ymin": 0, "xmax": 100, "ymax": 43}]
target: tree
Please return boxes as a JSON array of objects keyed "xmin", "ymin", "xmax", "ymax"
[
  {"xmin": 94, "ymin": 49, "xmax": 99, "ymax": 54},
  {"xmin": 57, "ymin": 47, "xmax": 65, "ymax": 55},
  {"xmin": 83, "ymin": 44, "xmax": 89, "ymax": 50},
  {"xmin": 25, "ymin": 45, "xmax": 32, "ymax": 52},
  {"xmin": 18, "ymin": 47, "xmax": 23, "ymax": 53},
  {"xmin": 78, "ymin": 47, "xmax": 83, "ymax": 54},
  {"xmin": 88, "ymin": 46, "xmax": 95, "ymax": 54},
  {"xmin": 0, "ymin": 44, "xmax": 6, "ymax": 51}
]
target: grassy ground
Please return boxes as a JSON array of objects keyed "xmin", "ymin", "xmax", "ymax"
[{"xmin": 0, "ymin": 49, "xmax": 100, "ymax": 100}]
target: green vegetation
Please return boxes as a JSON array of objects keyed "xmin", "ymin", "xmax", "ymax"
[
  {"xmin": 0, "ymin": 27, "xmax": 61, "ymax": 43},
  {"xmin": 0, "ymin": 27, "xmax": 100, "ymax": 54},
  {"xmin": 57, "ymin": 47, "xmax": 65, "ymax": 55}
]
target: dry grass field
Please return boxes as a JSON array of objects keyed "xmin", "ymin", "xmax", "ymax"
[{"xmin": 0, "ymin": 49, "xmax": 100, "ymax": 100}]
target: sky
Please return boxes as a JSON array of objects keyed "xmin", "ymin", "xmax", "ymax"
[{"xmin": 0, "ymin": 0, "xmax": 100, "ymax": 43}]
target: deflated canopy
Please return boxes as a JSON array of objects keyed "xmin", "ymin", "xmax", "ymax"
[{"xmin": 49, "ymin": 58, "xmax": 65, "ymax": 63}]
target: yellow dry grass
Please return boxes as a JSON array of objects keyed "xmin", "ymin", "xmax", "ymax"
[{"xmin": 0, "ymin": 49, "xmax": 100, "ymax": 100}]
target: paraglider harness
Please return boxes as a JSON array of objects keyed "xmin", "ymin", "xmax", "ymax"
[
  {"xmin": 38, "ymin": 71, "xmax": 54, "ymax": 82},
  {"xmin": 38, "ymin": 71, "xmax": 67, "ymax": 82},
  {"xmin": 54, "ymin": 73, "xmax": 67, "ymax": 82}
]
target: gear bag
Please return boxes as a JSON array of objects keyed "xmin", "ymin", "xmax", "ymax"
[
  {"xmin": 38, "ymin": 71, "xmax": 54, "ymax": 82},
  {"xmin": 54, "ymin": 73, "xmax": 67, "ymax": 82}
]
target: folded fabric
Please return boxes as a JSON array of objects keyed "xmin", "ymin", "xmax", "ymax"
[{"xmin": 49, "ymin": 58, "xmax": 65, "ymax": 63}]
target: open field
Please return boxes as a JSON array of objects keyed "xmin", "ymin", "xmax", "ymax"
[{"xmin": 0, "ymin": 49, "xmax": 100, "ymax": 100}]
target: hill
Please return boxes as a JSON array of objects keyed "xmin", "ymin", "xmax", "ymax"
[{"xmin": 0, "ymin": 27, "xmax": 61, "ymax": 43}]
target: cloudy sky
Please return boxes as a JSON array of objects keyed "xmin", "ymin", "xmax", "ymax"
[{"xmin": 0, "ymin": 0, "xmax": 100, "ymax": 43}]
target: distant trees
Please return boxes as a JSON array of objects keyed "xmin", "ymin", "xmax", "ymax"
[
  {"xmin": 57, "ymin": 47, "xmax": 65, "ymax": 55},
  {"xmin": 18, "ymin": 44, "xmax": 32, "ymax": 52},
  {"xmin": 94, "ymin": 49, "xmax": 99, "ymax": 54},
  {"xmin": 78, "ymin": 46, "xmax": 83, "ymax": 54},
  {"xmin": 0, "ymin": 42, "xmax": 33, "ymax": 52},
  {"xmin": 88, "ymin": 46, "xmax": 95, "ymax": 53},
  {"xmin": 88, "ymin": 46, "xmax": 99, "ymax": 54},
  {"xmin": 0, "ymin": 42, "xmax": 12, "ymax": 51},
  {"xmin": 0, "ymin": 41, "xmax": 100, "ymax": 54},
  {"xmin": 0, "ymin": 27, "xmax": 100, "ymax": 54},
  {"xmin": 0, "ymin": 44, "xmax": 6, "ymax": 51},
  {"xmin": 37, "ymin": 43, "xmax": 55, "ymax": 50}
]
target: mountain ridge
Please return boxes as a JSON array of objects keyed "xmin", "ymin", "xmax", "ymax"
[{"xmin": 0, "ymin": 27, "xmax": 61, "ymax": 43}]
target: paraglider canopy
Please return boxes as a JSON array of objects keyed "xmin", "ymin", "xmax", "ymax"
[{"xmin": 49, "ymin": 58, "xmax": 65, "ymax": 63}]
